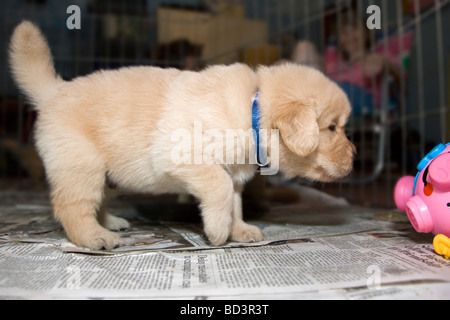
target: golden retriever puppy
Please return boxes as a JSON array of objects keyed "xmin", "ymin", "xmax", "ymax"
[{"xmin": 9, "ymin": 21, "xmax": 355, "ymax": 250}]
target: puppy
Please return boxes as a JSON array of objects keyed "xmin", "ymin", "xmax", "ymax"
[{"xmin": 9, "ymin": 21, "xmax": 355, "ymax": 250}]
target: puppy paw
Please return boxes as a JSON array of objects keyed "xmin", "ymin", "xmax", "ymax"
[
  {"xmin": 230, "ymin": 223, "xmax": 264, "ymax": 243},
  {"xmin": 102, "ymin": 213, "xmax": 130, "ymax": 231},
  {"xmin": 204, "ymin": 223, "xmax": 230, "ymax": 247},
  {"xmin": 71, "ymin": 227, "xmax": 124, "ymax": 250}
]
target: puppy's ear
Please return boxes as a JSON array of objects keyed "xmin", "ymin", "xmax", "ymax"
[{"xmin": 273, "ymin": 99, "xmax": 319, "ymax": 157}]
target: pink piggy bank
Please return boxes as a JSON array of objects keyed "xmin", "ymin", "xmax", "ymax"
[{"xmin": 394, "ymin": 143, "xmax": 450, "ymax": 237}]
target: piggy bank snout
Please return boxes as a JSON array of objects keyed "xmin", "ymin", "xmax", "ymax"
[
  {"xmin": 394, "ymin": 176, "xmax": 415, "ymax": 212},
  {"xmin": 405, "ymin": 196, "xmax": 434, "ymax": 233},
  {"xmin": 428, "ymin": 153, "xmax": 450, "ymax": 190}
]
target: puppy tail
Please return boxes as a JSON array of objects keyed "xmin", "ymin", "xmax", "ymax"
[{"xmin": 9, "ymin": 21, "xmax": 62, "ymax": 108}]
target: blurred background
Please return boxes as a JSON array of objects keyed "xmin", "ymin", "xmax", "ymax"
[{"xmin": 1, "ymin": 0, "xmax": 449, "ymax": 209}]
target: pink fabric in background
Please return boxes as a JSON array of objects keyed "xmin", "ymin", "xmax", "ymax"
[{"xmin": 325, "ymin": 31, "xmax": 414, "ymax": 106}]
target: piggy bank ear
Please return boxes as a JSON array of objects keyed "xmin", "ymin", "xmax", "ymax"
[
  {"xmin": 428, "ymin": 153, "xmax": 450, "ymax": 190},
  {"xmin": 394, "ymin": 176, "xmax": 415, "ymax": 213}
]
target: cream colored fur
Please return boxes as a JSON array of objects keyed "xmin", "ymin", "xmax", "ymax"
[{"xmin": 9, "ymin": 21, "xmax": 355, "ymax": 250}]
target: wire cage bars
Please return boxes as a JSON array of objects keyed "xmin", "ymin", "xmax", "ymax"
[{"xmin": 0, "ymin": 0, "xmax": 449, "ymax": 207}]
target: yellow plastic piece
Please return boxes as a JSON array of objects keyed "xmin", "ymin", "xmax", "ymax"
[{"xmin": 433, "ymin": 234, "xmax": 450, "ymax": 259}]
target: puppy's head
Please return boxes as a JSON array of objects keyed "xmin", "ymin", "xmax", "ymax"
[{"xmin": 258, "ymin": 63, "xmax": 355, "ymax": 182}]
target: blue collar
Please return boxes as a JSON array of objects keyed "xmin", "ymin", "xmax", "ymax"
[{"xmin": 252, "ymin": 92, "xmax": 269, "ymax": 168}]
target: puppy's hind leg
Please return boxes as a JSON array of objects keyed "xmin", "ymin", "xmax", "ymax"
[
  {"xmin": 48, "ymin": 150, "xmax": 123, "ymax": 250},
  {"xmin": 97, "ymin": 186, "xmax": 130, "ymax": 231}
]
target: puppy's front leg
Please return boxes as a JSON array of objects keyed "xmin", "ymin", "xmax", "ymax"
[
  {"xmin": 180, "ymin": 166, "xmax": 234, "ymax": 246},
  {"xmin": 230, "ymin": 185, "xmax": 264, "ymax": 243}
]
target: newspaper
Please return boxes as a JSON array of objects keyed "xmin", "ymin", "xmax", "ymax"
[{"xmin": 0, "ymin": 187, "xmax": 449, "ymax": 299}]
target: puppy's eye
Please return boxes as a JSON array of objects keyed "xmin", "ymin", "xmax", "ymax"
[{"xmin": 328, "ymin": 124, "xmax": 336, "ymax": 132}]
